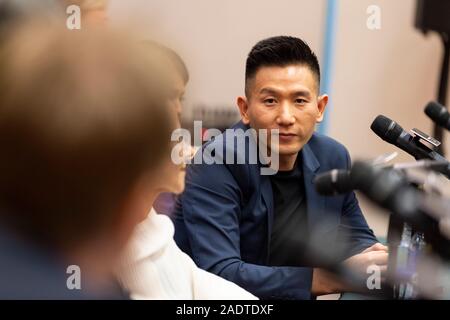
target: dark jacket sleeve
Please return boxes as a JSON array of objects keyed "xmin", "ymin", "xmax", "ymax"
[{"xmin": 180, "ymin": 162, "xmax": 313, "ymax": 300}]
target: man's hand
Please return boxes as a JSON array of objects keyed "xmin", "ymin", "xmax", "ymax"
[
  {"xmin": 311, "ymin": 268, "xmax": 347, "ymax": 296},
  {"xmin": 344, "ymin": 243, "xmax": 388, "ymax": 276},
  {"xmin": 311, "ymin": 243, "xmax": 388, "ymax": 296}
]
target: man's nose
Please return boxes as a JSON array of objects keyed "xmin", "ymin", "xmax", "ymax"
[{"xmin": 276, "ymin": 103, "xmax": 295, "ymax": 126}]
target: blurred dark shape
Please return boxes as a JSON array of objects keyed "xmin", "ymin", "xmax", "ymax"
[
  {"xmin": 425, "ymin": 101, "xmax": 450, "ymax": 132},
  {"xmin": 416, "ymin": 0, "xmax": 450, "ymax": 34},
  {"xmin": 0, "ymin": 0, "xmax": 62, "ymax": 35},
  {"xmin": 314, "ymin": 169, "xmax": 352, "ymax": 196},
  {"xmin": 351, "ymin": 161, "xmax": 450, "ymax": 260},
  {"xmin": 415, "ymin": 0, "xmax": 450, "ymax": 155},
  {"xmin": 0, "ymin": 19, "xmax": 173, "ymax": 299}
]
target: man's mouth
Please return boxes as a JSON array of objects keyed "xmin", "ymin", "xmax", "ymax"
[
  {"xmin": 279, "ymin": 133, "xmax": 297, "ymax": 137},
  {"xmin": 278, "ymin": 132, "xmax": 298, "ymax": 142}
]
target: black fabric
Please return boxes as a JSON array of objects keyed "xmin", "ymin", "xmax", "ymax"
[{"xmin": 268, "ymin": 155, "xmax": 310, "ymax": 267}]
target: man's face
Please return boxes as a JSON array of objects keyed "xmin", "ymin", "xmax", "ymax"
[{"xmin": 238, "ymin": 64, "xmax": 328, "ymax": 157}]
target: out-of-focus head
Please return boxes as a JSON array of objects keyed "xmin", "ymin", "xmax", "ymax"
[
  {"xmin": 142, "ymin": 41, "xmax": 191, "ymax": 196},
  {"xmin": 143, "ymin": 41, "xmax": 189, "ymax": 121},
  {"xmin": 0, "ymin": 20, "xmax": 175, "ymax": 259}
]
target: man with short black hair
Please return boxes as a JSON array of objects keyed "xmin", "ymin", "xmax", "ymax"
[{"xmin": 173, "ymin": 36, "xmax": 388, "ymax": 299}]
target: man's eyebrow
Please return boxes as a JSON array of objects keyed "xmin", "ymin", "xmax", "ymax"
[
  {"xmin": 259, "ymin": 88, "xmax": 313, "ymax": 99},
  {"xmin": 291, "ymin": 90, "xmax": 312, "ymax": 99},
  {"xmin": 259, "ymin": 88, "xmax": 280, "ymax": 95}
]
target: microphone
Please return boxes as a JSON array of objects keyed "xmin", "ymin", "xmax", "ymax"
[
  {"xmin": 424, "ymin": 101, "xmax": 450, "ymax": 131},
  {"xmin": 314, "ymin": 159, "xmax": 446, "ymax": 196},
  {"xmin": 370, "ymin": 115, "xmax": 450, "ymax": 179},
  {"xmin": 314, "ymin": 169, "xmax": 352, "ymax": 196},
  {"xmin": 314, "ymin": 167, "xmax": 402, "ymax": 197},
  {"xmin": 351, "ymin": 161, "xmax": 450, "ymax": 260},
  {"xmin": 316, "ymin": 160, "xmax": 450, "ymax": 260}
]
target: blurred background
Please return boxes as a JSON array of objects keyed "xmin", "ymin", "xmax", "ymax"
[{"xmin": 108, "ymin": 0, "xmax": 449, "ymax": 240}]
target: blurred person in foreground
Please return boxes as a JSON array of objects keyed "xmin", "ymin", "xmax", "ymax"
[
  {"xmin": 116, "ymin": 43, "xmax": 256, "ymax": 300},
  {"xmin": 151, "ymin": 43, "xmax": 191, "ymax": 216},
  {"xmin": 0, "ymin": 20, "xmax": 173, "ymax": 299}
]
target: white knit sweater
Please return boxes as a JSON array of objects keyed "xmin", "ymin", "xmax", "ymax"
[{"xmin": 117, "ymin": 209, "xmax": 257, "ymax": 300}]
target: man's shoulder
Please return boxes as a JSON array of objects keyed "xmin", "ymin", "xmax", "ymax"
[
  {"xmin": 307, "ymin": 132, "xmax": 349, "ymax": 156},
  {"xmin": 306, "ymin": 132, "xmax": 351, "ymax": 170}
]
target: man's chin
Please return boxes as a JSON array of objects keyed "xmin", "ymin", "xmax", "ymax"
[{"xmin": 277, "ymin": 144, "xmax": 303, "ymax": 156}]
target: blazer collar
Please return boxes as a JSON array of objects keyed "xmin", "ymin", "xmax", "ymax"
[{"xmin": 301, "ymin": 140, "xmax": 320, "ymax": 174}]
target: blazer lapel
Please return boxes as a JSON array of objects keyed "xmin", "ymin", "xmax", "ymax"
[
  {"xmin": 302, "ymin": 143, "xmax": 328, "ymax": 234},
  {"xmin": 260, "ymin": 174, "xmax": 274, "ymax": 247}
]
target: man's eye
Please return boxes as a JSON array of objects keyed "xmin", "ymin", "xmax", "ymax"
[
  {"xmin": 295, "ymin": 99, "xmax": 307, "ymax": 104},
  {"xmin": 264, "ymin": 98, "xmax": 277, "ymax": 105}
]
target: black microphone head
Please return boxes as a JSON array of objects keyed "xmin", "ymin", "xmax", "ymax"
[
  {"xmin": 370, "ymin": 115, "xmax": 403, "ymax": 145},
  {"xmin": 314, "ymin": 169, "xmax": 352, "ymax": 196},
  {"xmin": 350, "ymin": 161, "xmax": 408, "ymax": 208},
  {"xmin": 424, "ymin": 101, "xmax": 449, "ymax": 128}
]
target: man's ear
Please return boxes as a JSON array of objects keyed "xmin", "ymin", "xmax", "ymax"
[
  {"xmin": 237, "ymin": 96, "xmax": 251, "ymax": 125},
  {"xmin": 316, "ymin": 94, "xmax": 329, "ymax": 123}
]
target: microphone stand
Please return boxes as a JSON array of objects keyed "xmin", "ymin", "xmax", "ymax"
[{"xmin": 434, "ymin": 32, "xmax": 450, "ymax": 155}]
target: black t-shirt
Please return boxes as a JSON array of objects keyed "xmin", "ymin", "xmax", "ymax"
[{"xmin": 268, "ymin": 156, "xmax": 310, "ymax": 267}]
